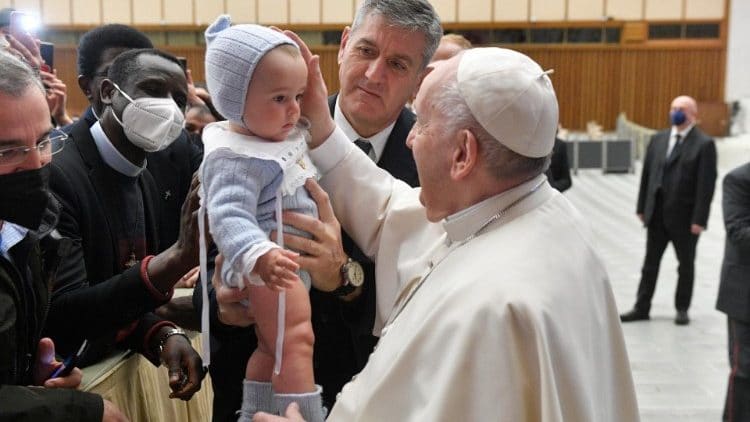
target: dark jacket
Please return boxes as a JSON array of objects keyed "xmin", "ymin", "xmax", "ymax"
[
  {"xmin": 545, "ymin": 137, "xmax": 572, "ymax": 192},
  {"xmin": 0, "ymin": 204, "xmax": 102, "ymax": 421},
  {"xmin": 45, "ymin": 119, "xmax": 179, "ymax": 365},
  {"xmin": 637, "ymin": 126, "xmax": 717, "ymax": 230},
  {"xmin": 717, "ymin": 163, "xmax": 750, "ymax": 322}
]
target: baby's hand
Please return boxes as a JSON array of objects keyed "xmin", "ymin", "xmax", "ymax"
[{"xmin": 255, "ymin": 248, "xmax": 301, "ymax": 291}]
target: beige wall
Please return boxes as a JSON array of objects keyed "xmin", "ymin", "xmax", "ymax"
[
  {"xmin": 606, "ymin": 0, "xmax": 643, "ymax": 20},
  {"xmin": 494, "ymin": 0, "xmax": 528, "ymax": 21},
  {"xmin": 2, "ymin": 0, "xmax": 726, "ymax": 26}
]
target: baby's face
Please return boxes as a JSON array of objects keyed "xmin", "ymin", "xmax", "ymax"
[{"xmin": 243, "ymin": 46, "xmax": 308, "ymax": 142}]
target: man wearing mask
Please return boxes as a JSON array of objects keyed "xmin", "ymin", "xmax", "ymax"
[
  {"xmin": 0, "ymin": 50, "xmax": 126, "ymax": 422},
  {"xmin": 44, "ymin": 48, "xmax": 205, "ymax": 401},
  {"xmin": 71, "ymin": 24, "xmax": 202, "ymax": 249},
  {"xmin": 621, "ymin": 95, "xmax": 717, "ymax": 325}
]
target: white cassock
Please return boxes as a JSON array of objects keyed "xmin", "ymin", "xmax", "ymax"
[{"xmin": 309, "ymin": 127, "xmax": 640, "ymax": 422}]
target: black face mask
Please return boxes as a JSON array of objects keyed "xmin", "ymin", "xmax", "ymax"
[{"xmin": 0, "ymin": 165, "xmax": 51, "ymax": 230}]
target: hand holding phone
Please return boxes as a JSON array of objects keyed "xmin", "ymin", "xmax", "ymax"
[
  {"xmin": 49, "ymin": 339, "xmax": 88, "ymax": 379},
  {"xmin": 6, "ymin": 11, "xmax": 42, "ymax": 69}
]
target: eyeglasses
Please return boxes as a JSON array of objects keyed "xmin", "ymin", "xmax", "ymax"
[{"xmin": 0, "ymin": 130, "xmax": 68, "ymax": 167}]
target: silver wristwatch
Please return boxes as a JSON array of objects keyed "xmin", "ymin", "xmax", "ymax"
[{"xmin": 332, "ymin": 258, "xmax": 364, "ymax": 296}]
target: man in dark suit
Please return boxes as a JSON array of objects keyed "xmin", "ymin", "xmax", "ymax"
[
  {"xmin": 716, "ymin": 163, "xmax": 750, "ymax": 421},
  {"xmin": 546, "ymin": 137, "xmax": 572, "ymax": 192},
  {"xmin": 621, "ymin": 95, "xmax": 717, "ymax": 325},
  {"xmin": 203, "ymin": 1, "xmax": 442, "ymax": 416},
  {"xmin": 45, "ymin": 48, "xmax": 205, "ymax": 401}
]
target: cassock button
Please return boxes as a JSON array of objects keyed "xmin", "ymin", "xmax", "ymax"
[{"xmin": 336, "ymin": 393, "xmax": 342, "ymax": 400}]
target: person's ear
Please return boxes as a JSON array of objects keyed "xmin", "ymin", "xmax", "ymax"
[
  {"xmin": 77, "ymin": 75, "xmax": 92, "ymax": 100},
  {"xmin": 99, "ymin": 79, "xmax": 116, "ymax": 107},
  {"xmin": 450, "ymin": 129, "xmax": 478, "ymax": 181},
  {"xmin": 338, "ymin": 26, "xmax": 351, "ymax": 65}
]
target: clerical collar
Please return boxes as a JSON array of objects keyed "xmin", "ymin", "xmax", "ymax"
[
  {"xmin": 90, "ymin": 122, "xmax": 147, "ymax": 177},
  {"xmin": 334, "ymin": 96, "xmax": 396, "ymax": 162},
  {"xmin": 443, "ymin": 174, "xmax": 548, "ymax": 244}
]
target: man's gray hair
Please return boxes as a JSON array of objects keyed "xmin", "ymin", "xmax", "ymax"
[
  {"xmin": 433, "ymin": 67, "xmax": 550, "ymax": 181},
  {"xmin": 352, "ymin": 0, "xmax": 442, "ymax": 69},
  {"xmin": 0, "ymin": 50, "xmax": 44, "ymax": 97}
]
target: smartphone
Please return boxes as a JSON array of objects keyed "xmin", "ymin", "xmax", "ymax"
[
  {"xmin": 39, "ymin": 41, "xmax": 53, "ymax": 68},
  {"xmin": 49, "ymin": 339, "xmax": 88, "ymax": 379}
]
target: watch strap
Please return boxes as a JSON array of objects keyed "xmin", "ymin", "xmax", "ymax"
[{"xmin": 332, "ymin": 281, "xmax": 358, "ymax": 297}]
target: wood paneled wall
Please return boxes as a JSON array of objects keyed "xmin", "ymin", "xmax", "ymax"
[
  {"xmin": 57, "ymin": 42, "xmax": 724, "ymax": 131},
  {"xmin": 3, "ymin": 0, "xmax": 726, "ymax": 26},
  {"xmin": 519, "ymin": 42, "xmax": 726, "ymax": 130}
]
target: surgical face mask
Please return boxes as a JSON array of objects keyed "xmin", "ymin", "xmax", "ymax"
[
  {"xmin": 110, "ymin": 83, "xmax": 185, "ymax": 152},
  {"xmin": 0, "ymin": 166, "xmax": 51, "ymax": 230},
  {"xmin": 670, "ymin": 109, "xmax": 687, "ymax": 126}
]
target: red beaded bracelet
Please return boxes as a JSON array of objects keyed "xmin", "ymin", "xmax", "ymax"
[{"xmin": 139, "ymin": 255, "xmax": 171, "ymax": 301}]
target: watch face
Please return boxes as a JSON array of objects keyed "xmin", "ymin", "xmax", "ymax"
[{"xmin": 346, "ymin": 260, "xmax": 365, "ymax": 287}]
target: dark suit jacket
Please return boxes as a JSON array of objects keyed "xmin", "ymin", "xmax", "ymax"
[
  {"xmin": 44, "ymin": 119, "xmax": 179, "ymax": 366},
  {"xmin": 637, "ymin": 126, "xmax": 717, "ymax": 230},
  {"xmin": 545, "ymin": 137, "xmax": 572, "ymax": 192},
  {"xmin": 717, "ymin": 163, "xmax": 750, "ymax": 322},
  {"xmin": 308, "ymin": 95, "xmax": 419, "ymax": 407}
]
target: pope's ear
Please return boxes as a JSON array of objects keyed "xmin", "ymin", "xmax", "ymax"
[{"xmin": 450, "ymin": 129, "xmax": 479, "ymax": 181}]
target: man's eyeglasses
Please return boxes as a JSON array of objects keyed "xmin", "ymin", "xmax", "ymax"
[{"xmin": 0, "ymin": 130, "xmax": 68, "ymax": 167}]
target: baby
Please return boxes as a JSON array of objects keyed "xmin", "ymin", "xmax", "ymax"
[{"xmin": 201, "ymin": 16, "xmax": 324, "ymax": 421}]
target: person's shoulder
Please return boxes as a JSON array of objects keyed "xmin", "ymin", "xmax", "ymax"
[
  {"xmin": 725, "ymin": 162, "xmax": 750, "ymax": 184},
  {"xmin": 687, "ymin": 126, "xmax": 714, "ymax": 143},
  {"xmin": 653, "ymin": 128, "xmax": 671, "ymax": 139},
  {"xmin": 53, "ymin": 127, "xmax": 87, "ymax": 169}
]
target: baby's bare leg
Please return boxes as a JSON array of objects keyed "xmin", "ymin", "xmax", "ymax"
[{"xmin": 247, "ymin": 282, "xmax": 315, "ymax": 393}]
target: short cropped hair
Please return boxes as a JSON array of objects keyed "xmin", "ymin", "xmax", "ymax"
[
  {"xmin": 0, "ymin": 50, "xmax": 44, "ymax": 97},
  {"xmin": 77, "ymin": 24, "xmax": 153, "ymax": 77},
  {"xmin": 106, "ymin": 48, "xmax": 181, "ymax": 87},
  {"xmin": 351, "ymin": 0, "xmax": 442, "ymax": 69}
]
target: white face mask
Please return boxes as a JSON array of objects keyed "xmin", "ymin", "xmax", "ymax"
[{"xmin": 110, "ymin": 83, "xmax": 185, "ymax": 152}]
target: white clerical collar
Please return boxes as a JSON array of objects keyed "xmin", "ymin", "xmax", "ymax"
[
  {"xmin": 670, "ymin": 123, "xmax": 695, "ymax": 139},
  {"xmin": 442, "ymin": 174, "xmax": 548, "ymax": 244},
  {"xmin": 90, "ymin": 122, "xmax": 146, "ymax": 177},
  {"xmin": 334, "ymin": 96, "xmax": 396, "ymax": 162}
]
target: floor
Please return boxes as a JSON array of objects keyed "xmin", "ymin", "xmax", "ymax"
[{"xmin": 563, "ymin": 135, "xmax": 750, "ymax": 421}]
